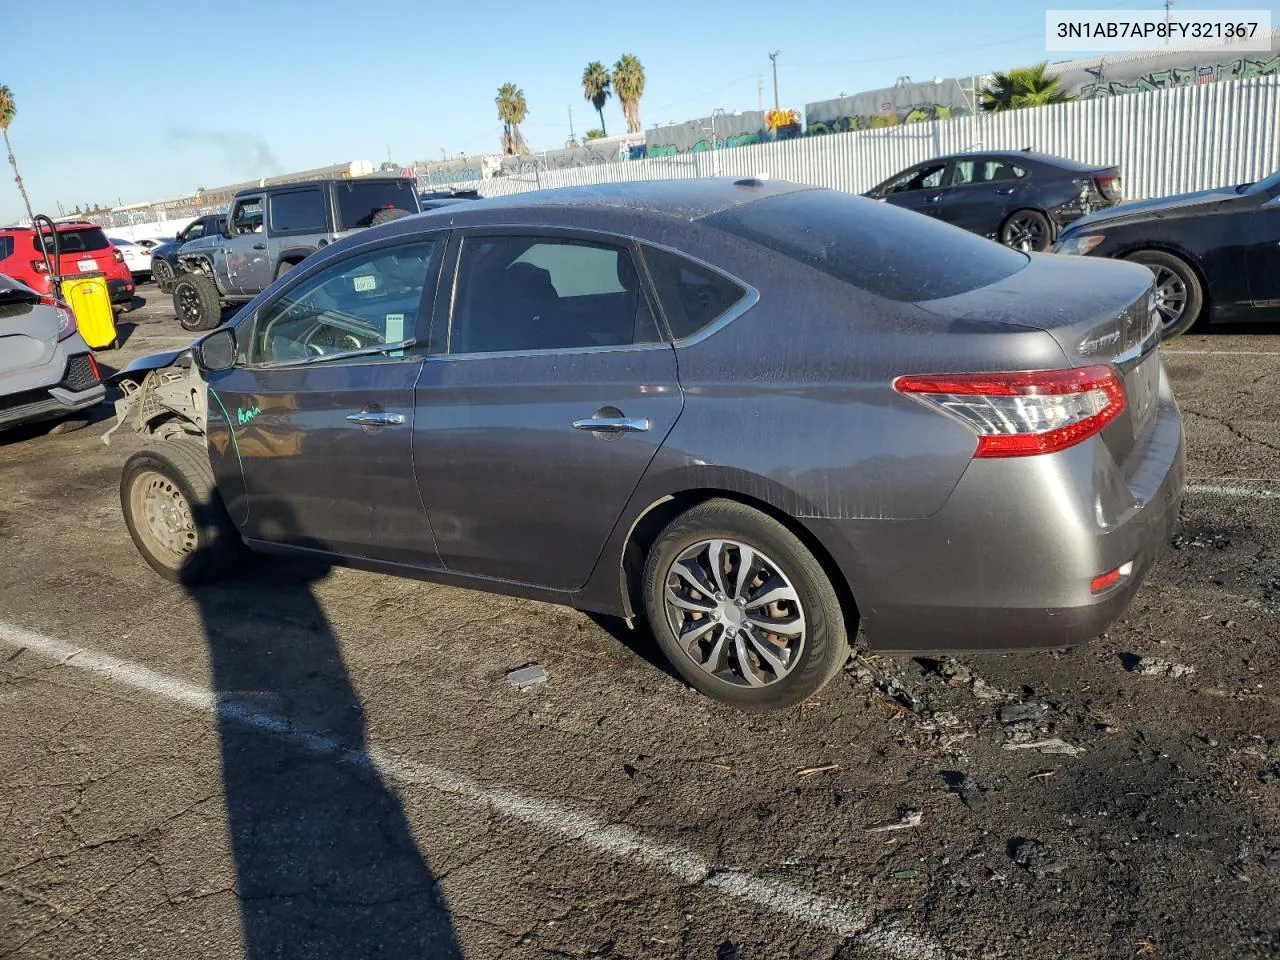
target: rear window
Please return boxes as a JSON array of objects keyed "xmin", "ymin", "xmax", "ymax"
[
  {"xmin": 702, "ymin": 189, "xmax": 1027, "ymax": 302},
  {"xmin": 34, "ymin": 227, "xmax": 111, "ymax": 255},
  {"xmin": 269, "ymin": 187, "xmax": 328, "ymax": 233},
  {"xmin": 335, "ymin": 180, "xmax": 420, "ymax": 230}
]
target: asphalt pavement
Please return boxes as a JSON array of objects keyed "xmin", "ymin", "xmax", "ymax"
[{"xmin": 1, "ymin": 285, "xmax": 1277, "ymax": 960}]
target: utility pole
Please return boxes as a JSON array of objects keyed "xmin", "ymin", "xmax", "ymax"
[
  {"xmin": 768, "ymin": 51, "xmax": 781, "ymax": 111},
  {"xmin": 1164, "ymin": 0, "xmax": 1172, "ymax": 44},
  {"xmin": 567, "ymin": 104, "xmax": 576, "ymax": 144},
  {"xmin": 757, "ymin": 75, "xmax": 763, "ymax": 112}
]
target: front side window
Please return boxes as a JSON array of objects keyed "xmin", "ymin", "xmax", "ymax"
[
  {"xmin": 269, "ymin": 188, "xmax": 327, "ymax": 233},
  {"xmin": 449, "ymin": 235, "xmax": 660, "ymax": 354},
  {"xmin": 885, "ymin": 163, "xmax": 947, "ymax": 194},
  {"xmin": 250, "ymin": 238, "xmax": 442, "ymax": 365},
  {"xmin": 231, "ymin": 198, "xmax": 264, "ymax": 235}
]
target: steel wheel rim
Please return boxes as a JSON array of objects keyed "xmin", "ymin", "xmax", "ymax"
[
  {"xmin": 662, "ymin": 538, "xmax": 807, "ymax": 688},
  {"xmin": 177, "ymin": 283, "xmax": 201, "ymax": 325},
  {"xmin": 1005, "ymin": 215, "xmax": 1046, "ymax": 252},
  {"xmin": 1149, "ymin": 265, "xmax": 1187, "ymax": 332},
  {"xmin": 130, "ymin": 470, "xmax": 197, "ymax": 568}
]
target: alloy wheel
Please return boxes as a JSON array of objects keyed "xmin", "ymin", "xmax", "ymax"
[
  {"xmin": 176, "ymin": 283, "xmax": 202, "ymax": 327},
  {"xmin": 1150, "ymin": 265, "xmax": 1188, "ymax": 334},
  {"xmin": 662, "ymin": 538, "xmax": 807, "ymax": 688},
  {"xmin": 1003, "ymin": 214, "xmax": 1047, "ymax": 252}
]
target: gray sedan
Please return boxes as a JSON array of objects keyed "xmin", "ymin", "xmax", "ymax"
[
  {"xmin": 111, "ymin": 179, "xmax": 1184, "ymax": 710},
  {"xmin": 0, "ymin": 276, "xmax": 104, "ymax": 435}
]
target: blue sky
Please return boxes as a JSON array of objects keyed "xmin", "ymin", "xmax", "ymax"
[{"xmin": 1, "ymin": 0, "xmax": 1274, "ymax": 221}]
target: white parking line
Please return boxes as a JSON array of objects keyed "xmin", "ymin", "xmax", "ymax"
[
  {"xmin": 0, "ymin": 619, "xmax": 948, "ymax": 960},
  {"xmin": 1162, "ymin": 350, "xmax": 1280, "ymax": 357},
  {"xmin": 1186, "ymin": 482, "xmax": 1278, "ymax": 500}
]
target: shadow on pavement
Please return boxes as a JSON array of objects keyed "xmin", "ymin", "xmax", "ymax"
[{"xmin": 188, "ymin": 499, "xmax": 462, "ymax": 959}]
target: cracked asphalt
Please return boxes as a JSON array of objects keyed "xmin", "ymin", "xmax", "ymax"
[{"xmin": 1, "ymin": 287, "xmax": 1277, "ymax": 960}]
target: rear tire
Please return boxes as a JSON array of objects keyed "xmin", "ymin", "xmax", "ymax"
[
  {"xmin": 641, "ymin": 499, "xmax": 851, "ymax": 710},
  {"xmin": 1123, "ymin": 249, "xmax": 1204, "ymax": 339},
  {"xmin": 120, "ymin": 437, "xmax": 241, "ymax": 585},
  {"xmin": 370, "ymin": 207, "xmax": 411, "ymax": 226},
  {"xmin": 172, "ymin": 272, "xmax": 222, "ymax": 332},
  {"xmin": 1000, "ymin": 209, "xmax": 1053, "ymax": 252}
]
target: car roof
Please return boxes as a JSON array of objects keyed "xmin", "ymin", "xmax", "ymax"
[
  {"xmin": 1, "ymin": 221, "xmax": 104, "ymax": 233},
  {"xmin": 426, "ymin": 178, "xmax": 816, "ymax": 222},
  {"xmin": 232, "ymin": 175, "xmax": 414, "ymax": 200},
  {"xmin": 936, "ymin": 149, "xmax": 1104, "ymax": 171}
]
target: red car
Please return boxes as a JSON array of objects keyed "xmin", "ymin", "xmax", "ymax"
[{"xmin": 0, "ymin": 221, "xmax": 135, "ymax": 304}]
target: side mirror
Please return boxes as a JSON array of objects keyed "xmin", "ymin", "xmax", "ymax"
[{"xmin": 193, "ymin": 327, "xmax": 237, "ymax": 373}]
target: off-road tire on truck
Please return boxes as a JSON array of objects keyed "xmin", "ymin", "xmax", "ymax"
[
  {"xmin": 370, "ymin": 207, "xmax": 412, "ymax": 226},
  {"xmin": 121, "ymin": 437, "xmax": 242, "ymax": 585},
  {"xmin": 172, "ymin": 272, "xmax": 223, "ymax": 332}
]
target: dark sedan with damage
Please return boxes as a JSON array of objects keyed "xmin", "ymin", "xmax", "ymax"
[
  {"xmin": 1053, "ymin": 168, "xmax": 1280, "ymax": 338},
  {"xmin": 867, "ymin": 150, "xmax": 1123, "ymax": 252},
  {"xmin": 107, "ymin": 178, "xmax": 1183, "ymax": 710}
]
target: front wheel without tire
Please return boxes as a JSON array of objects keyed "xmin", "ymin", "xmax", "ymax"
[
  {"xmin": 1124, "ymin": 249, "xmax": 1204, "ymax": 339},
  {"xmin": 642, "ymin": 499, "xmax": 851, "ymax": 710},
  {"xmin": 120, "ymin": 438, "xmax": 242, "ymax": 585},
  {"xmin": 172, "ymin": 273, "xmax": 222, "ymax": 331}
]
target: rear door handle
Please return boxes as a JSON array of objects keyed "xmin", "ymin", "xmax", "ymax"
[
  {"xmin": 922, "ymin": 194, "xmax": 943, "ymax": 203},
  {"xmin": 994, "ymin": 187, "xmax": 1016, "ymax": 196},
  {"xmin": 347, "ymin": 411, "xmax": 405, "ymax": 426},
  {"xmin": 572, "ymin": 416, "xmax": 650, "ymax": 433},
  {"xmin": 252, "ymin": 242, "xmax": 267, "ymax": 250}
]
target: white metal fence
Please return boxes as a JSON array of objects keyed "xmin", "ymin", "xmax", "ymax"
[{"xmin": 474, "ymin": 76, "xmax": 1280, "ymax": 202}]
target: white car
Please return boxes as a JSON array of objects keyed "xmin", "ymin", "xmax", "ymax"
[{"xmin": 109, "ymin": 238, "xmax": 153, "ymax": 281}]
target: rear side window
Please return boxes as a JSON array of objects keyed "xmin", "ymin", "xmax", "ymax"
[
  {"xmin": 269, "ymin": 188, "xmax": 327, "ymax": 233},
  {"xmin": 0, "ymin": 236, "xmax": 13, "ymax": 260},
  {"xmin": 335, "ymin": 180, "xmax": 420, "ymax": 230},
  {"xmin": 641, "ymin": 246, "xmax": 747, "ymax": 340},
  {"xmin": 34, "ymin": 227, "xmax": 111, "ymax": 254},
  {"xmin": 703, "ymin": 189, "xmax": 1027, "ymax": 302}
]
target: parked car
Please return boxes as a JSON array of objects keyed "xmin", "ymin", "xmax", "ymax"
[
  {"xmin": 110, "ymin": 237, "xmax": 152, "ymax": 281},
  {"xmin": 419, "ymin": 189, "xmax": 481, "ymax": 211},
  {"xmin": 107, "ymin": 178, "xmax": 1182, "ymax": 710},
  {"xmin": 866, "ymin": 150, "xmax": 1123, "ymax": 252},
  {"xmin": 1052, "ymin": 168, "xmax": 1280, "ymax": 338},
  {"xmin": 0, "ymin": 274, "xmax": 104, "ymax": 435},
  {"xmin": 135, "ymin": 238, "xmax": 165, "ymax": 251},
  {"xmin": 0, "ymin": 221, "xmax": 135, "ymax": 304},
  {"xmin": 150, "ymin": 215, "xmax": 225, "ymax": 291},
  {"xmin": 170, "ymin": 176, "xmax": 421, "ymax": 331}
]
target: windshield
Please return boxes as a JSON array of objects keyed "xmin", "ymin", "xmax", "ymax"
[
  {"xmin": 335, "ymin": 180, "xmax": 420, "ymax": 230},
  {"xmin": 703, "ymin": 188, "xmax": 1027, "ymax": 302},
  {"xmin": 1242, "ymin": 169, "xmax": 1280, "ymax": 194}
]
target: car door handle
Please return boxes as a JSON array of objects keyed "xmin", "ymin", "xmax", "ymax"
[
  {"xmin": 347, "ymin": 411, "xmax": 405, "ymax": 426},
  {"xmin": 572, "ymin": 416, "xmax": 650, "ymax": 433},
  {"xmin": 922, "ymin": 194, "xmax": 943, "ymax": 203},
  {"xmin": 994, "ymin": 187, "xmax": 1016, "ymax": 196},
  {"xmin": 252, "ymin": 242, "xmax": 267, "ymax": 250}
]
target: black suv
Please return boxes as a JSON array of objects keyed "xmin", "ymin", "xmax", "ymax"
[
  {"xmin": 149, "ymin": 214, "xmax": 227, "ymax": 290},
  {"xmin": 170, "ymin": 177, "xmax": 420, "ymax": 330}
]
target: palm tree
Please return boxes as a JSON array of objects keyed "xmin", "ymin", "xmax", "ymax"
[
  {"xmin": 980, "ymin": 63, "xmax": 1075, "ymax": 112},
  {"xmin": 582, "ymin": 61, "xmax": 611, "ymax": 137},
  {"xmin": 612, "ymin": 54, "xmax": 645, "ymax": 134},
  {"xmin": 0, "ymin": 85, "xmax": 35, "ymax": 225},
  {"xmin": 495, "ymin": 82, "xmax": 529, "ymax": 155}
]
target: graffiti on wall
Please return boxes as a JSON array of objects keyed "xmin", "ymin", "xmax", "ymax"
[
  {"xmin": 1078, "ymin": 54, "xmax": 1280, "ymax": 97},
  {"xmin": 805, "ymin": 103, "xmax": 966, "ymax": 136}
]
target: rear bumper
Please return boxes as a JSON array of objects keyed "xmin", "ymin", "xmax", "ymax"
[
  {"xmin": 0, "ymin": 378, "xmax": 104, "ymax": 429},
  {"xmin": 108, "ymin": 279, "xmax": 134, "ymax": 303},
  {"xmin": 809, "ymin": 366, "xmax": 1185, "ymax": 652}
]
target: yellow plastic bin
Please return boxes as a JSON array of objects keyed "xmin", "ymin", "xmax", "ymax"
[{"xmin": 60, "ymin": 272, "xmax": 118, "ymax": 350}]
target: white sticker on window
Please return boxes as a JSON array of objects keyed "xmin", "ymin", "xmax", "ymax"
[
  {"xmin": 385, "ymin": 313, "xmax": 404, "ymax": 343},
  {"xmin": 353, "ymin": 275, "xmax": 377, "ymax": 292}
]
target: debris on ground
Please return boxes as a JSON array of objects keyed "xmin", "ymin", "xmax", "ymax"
[
  {"xmin": 864, "ymin": 806, "xmax": 924, "ymax": 832},
  {"xmin": 1123, "ymin": 655, "xmax": 1196, "ymax": 679},
  {"xmin": 797, "ymin": 763, "xmax": 841, "ymax": 777},
  {"xmin": 923, "ymin": 657, "xmax": 1013, "ymax": 701},
  {"xmin": 846, "ymin": 655, "xmax": 920, "ymax": 711},
  {"xmin": 998, "ymin": 701, "xmax": 1052, "ymax": 724},
  {"xmin": 942, "ymin": 771, "xmax": 988, "ymax": 811},
  {"xmin": 1002, "ymin": 738, "xmax": 1085, "ymax": 756},
  {"xmin": 1135, "ymin": 936, "xmax": 1159, "ymax": 956},
  {"xmin": 1170, "ymin": 531, "xmax": 1229, "ymax": 550},
  {"xmin": 1009, "ymin": 837, "xmax": 1066, "ymax": 878},
  {"xmin": 505, "ymin": 664, "xmax": 549, "ymax": 689},
  {"xmin": 891, "ymin": 868, "xmax": 918, "ymax": 880}
]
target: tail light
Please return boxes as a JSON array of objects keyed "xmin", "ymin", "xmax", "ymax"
[
  {"xmin": 892, "ymin": 366, "xmax": 1127, "ymax": 458},
  {"xmin": 86, "ymin": 353, "xmax": 101, "ymax": 382},
  {"xmin": 1094, "ymin": 174, "xmax": 1122, "ymax": 201},
  {"xmin": 30, "ymin": 259, "xmax": 49, "ymax": 274},
  {"xmin": 112, "ymin": 249, "xmax": 125, "ymax": 264},
  {"xmin": 40, "ymin": 296, "xmax": 78, "ymax": 342}
]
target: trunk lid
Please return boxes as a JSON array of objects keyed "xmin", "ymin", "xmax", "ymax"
[
  {"xmin": 915, "ymin": 253, "xmax": 1161, "ymax": 468},
  {"xmin": 35, "ymin": 225, "xmax": 119, "ymax": 277}
]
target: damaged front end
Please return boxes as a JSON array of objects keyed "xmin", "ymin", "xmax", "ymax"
[{"xmin": 102, "ymin": 349, "xmax": 208, "ymax": 445}]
